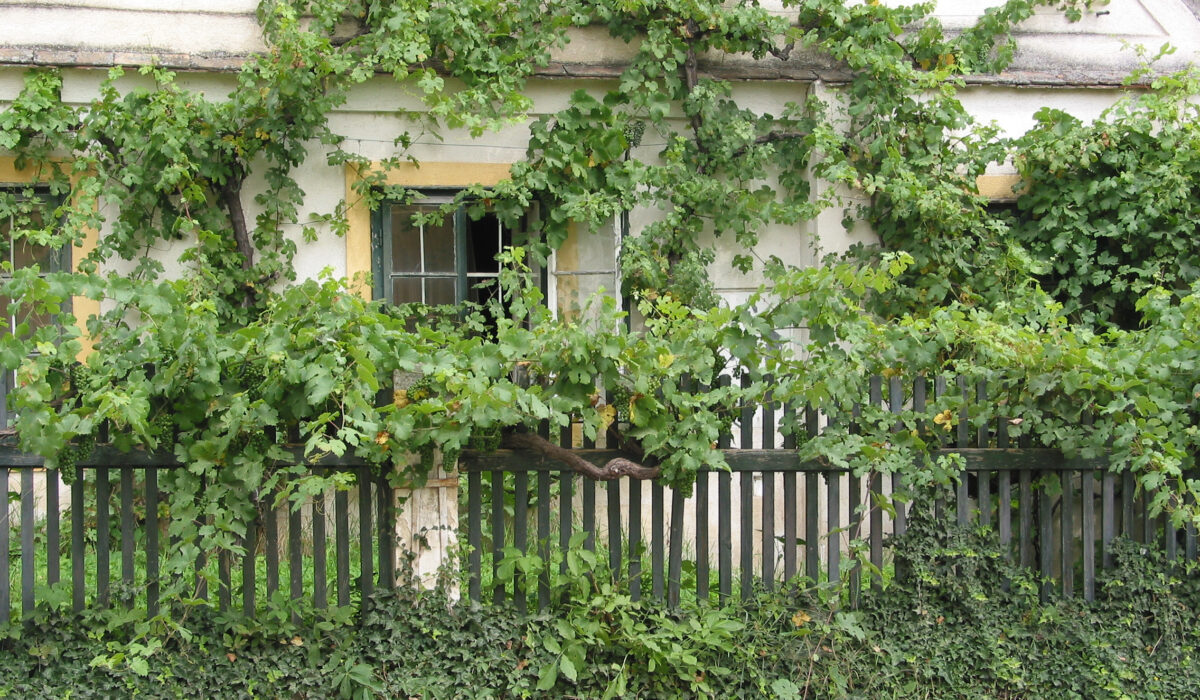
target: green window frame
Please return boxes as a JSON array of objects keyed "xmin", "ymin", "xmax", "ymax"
[{"xmin": 370, "ymin": 191, "xmax": 518, "ymax": 308}]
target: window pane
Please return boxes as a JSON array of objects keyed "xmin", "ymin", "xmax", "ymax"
[
  {"xmin": 467, "ymin": 213, "xmax": 504, "ymax": 274},
  {"xmin": 391, "ymin": 277, "xmax": 422, "ymax": 304},
  {"xmin": 12, "ymin": 236, "xmax": 58, "ymax": 271},
  {"xmin": 425, "ymin": 278, "xmax": 456, "ymax": 306},
  {"xmin": 422, "ymin": 216, "xmax": 456, "ymax": 273},
  {"xmin": 390, "ymin": 205, "xmax": 422, "ymax": 273}
]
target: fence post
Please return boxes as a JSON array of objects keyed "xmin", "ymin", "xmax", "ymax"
[{"xmin": 393, "ymin": 451, "xmax": 460, "ymax": 596}]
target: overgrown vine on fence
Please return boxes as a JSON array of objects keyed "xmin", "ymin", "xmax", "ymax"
[{"xmin": 2, "ymin": 0, "xmax": 1198, "ymax": 637}]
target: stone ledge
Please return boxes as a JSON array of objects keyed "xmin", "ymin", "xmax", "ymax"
[{"xmin": 0, "ymin": 46, "xmax": 1158, "ymax": 88}]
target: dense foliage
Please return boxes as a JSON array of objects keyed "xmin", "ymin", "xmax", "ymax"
[
  {"xmin": 2, "ymin": 0, "xmax": 1199, "ymax": 644},
  {"xmin": 0, "ymin": 524, "xmax": 1196, "ymax": 698}
]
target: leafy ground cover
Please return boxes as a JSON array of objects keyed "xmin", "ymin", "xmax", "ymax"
[{"xmin": 2, "ymin": 510, "xmax": 1195, "ymax": 699}]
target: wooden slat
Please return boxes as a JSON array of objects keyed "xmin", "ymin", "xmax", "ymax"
[
  {"xmin": 266, "ymin": 491, "xmax": 280, "ymax": 599},
  {"xmin": 335, "ymin": 488, "xmax": 350, "ymax": 607},
  {"xmin": 741, "ymin": 373, "xmax": 756, "ymax": 601},
  {"xmin": 358, "ymin": 472, "xmax": 374, "ymax": 599},
  {"xmin": 97, "ymin": 465, "xmax": 110, "ymax": 606},
  {"xmin": 218, "ymin": 547, "xmax": 232, "ymax": 612},
  {"xmin": 1061, "ymin": 470, "xmax": 1074, "ymax": 598},
  {"xmin": 956, "ymin": 378, "xmax": 970, "ymax": 527},
  {"xmin": 490, "ymin": 470, "xmax": 504, "ymax": 606},
  {"xmin": 693, "ymin": 476, "xmax": 707, "ymax": 603},
  {"xmin": 668, "ymin": 488, "xmax": 685, "ymax": 607},
  {"xmin": 827, "ymin": 470, "xmax": 840, "ymax": 586},
  {"xmin": 312, "ymin": 487, "xmax": 326, "ymax": 610},
  {"xmin": 1101, "ymin": 471, "xmax": 1115, "ymax": 569},
  {"xmin": 467, "ymin": 468, "xmax": 482, "ymax": 602},
  {"xmin": 1082, "ymin": 470, "xmax": 1095, "ymax": 601},
  {"xmin": 377, "ymin": 471, "xmax": 395, "ymax": 590},
  {"xmin": 47, "ymin": 471, "xmax": 60, "ymax": 588},
  {"xmin": 976, "ymin": 382, "xmax": 991, "ymax": 529},
  {"xmin": 0, "ymin": 467, "xmax": 9, "ymax": 615},
  {"xmin": 514, "ymin": 471, "xmax": 529, "ymax": 614},
  {"xmin": 805, "ymin": 405, "xmax": 819, "ymax": 584},
  {"xmin": 243, "ymin": 511, "xmax": 258, "ymax": 616},
  {"xmin": 782, "ymin": 471, "xmax": 796, "ymax": 583},
  {"xmin": 633, "ymin": 482, "xmax": 643, "ymax": 602},
  {"xmin": 997, "ymin": 417, "xmax": 1012, "ymax": 559},
  {"xmin": 761, "ymin": 387, "xmax": 776, "ymax": 589},
  {"xmin": 889, "ymin": 377, "xmax": 906, "ymax": 537},
  {"xmin": 582, "ymin": 478, "xmax": 596, "ymax": 552},
  {"xmin": 145, "ymin": 468, "xmax": 159, "ymax": 617},
  {"xmin": 71, "ymin": 467, "xmax": 84, "ymax": 611},
  {"xmin": 1121, "ymin": 472, "xmax": 1135, "ymax": 539},
  {"xmin": 1039, "ymin": 472, "xmax": 1054, "ymax": 602},
  {"xmin": 717, "ymin": 470, "xmax": 731, "ymax": 601},
  {"xmin": 606, "ymin": 480, "xmax": 620, "ymax": 583},
  {"xmin": 537, "ymin": 469, "xmax": 552, "ymax": 609},
  {"xmin": 739, "ymin": 472, "xmax": 753, "ymax": 601},
  {"xmin": 290, "ymin": 490, "xmax": 304, "ymax": 611},
  {"xmin": 21, "ymin": 468, "xmax": 35, "ymax": 615},
  {"xmin": 651, "ymin": 481, "xmax": 664, "ymax": 599},
  {"xmin": 558, "ymin": 470, "xmax": 573, "ymax": 581},
  {"xmin": 848, "ymin": 468, "xmax": 861, "ymax": 609},
  {"xmin": 869, "ymin": 470, "xmax": 883, "ymax": 592},
  {"xmin": 781, "ymin": 401, "xmax": 797, "ymax": 583},
  {"xmin": 1019, "ymin": 470, "xmax": 1033, "ymax": 568}
]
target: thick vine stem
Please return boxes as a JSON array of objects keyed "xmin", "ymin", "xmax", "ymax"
[
  {"xmin": 219, "ymin": 177, "xmax": 255, "ymax": 271},
  {"xmin": 502, "ymin": 431, "xmax": 661, "ymax": 481}
]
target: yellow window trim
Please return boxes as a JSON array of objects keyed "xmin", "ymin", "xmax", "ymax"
[
  {"xmin": 0, "ymin": 156, "xmax": 100, "ymax": 360},
  {"xmin": 344, "ymin": 161, "xmax": 513, "ymax": 299}
]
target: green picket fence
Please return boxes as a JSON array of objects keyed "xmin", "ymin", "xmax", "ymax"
[
  {"xmin": 460, "ymin": 375, "xmax": 1200, "ymax": 611},
  {"xmin": 0, "ymin": 443, "xmax": 395, "ymax": 621}
]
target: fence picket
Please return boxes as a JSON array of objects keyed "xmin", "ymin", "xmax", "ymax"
[
  {"xmin": 1, "ymin": 466, "xmax": 9, "ymax": 615},
  {"xmin": 47, "ymin": 472, "xmax": 60, "ymax": 589},
  {"xmin": 693, "ymin": 476, "xmax": 707, "ymax": 603},
  {"xmin": 145, "ymin": 469, "xmax": 159, "ymax": 616},
  {"xmin": 1082, "ymin": 470, "xmax": 1095, "ymax": 602},
  {"xmin": 515, "ymin": 471, "xmax": 530, "ymax": 614},
  {"xmin": 243, "ymin": 513, "xmax": 258, "ymax": 616},
  {"xmin": 335, "ymin": 488, "xmax": 350, "ymax": 607},
  {"xmin": 668, "ymin": 489, "xmax": 685, "ymax": 607},
  {"xmin": 72, "ymin": 467, "xmax": 85, "ymax": 611},
  {"xmin": 538, "ymin": 469, "xmax": 552, "ymax": 609},
  {"xmin": 21, "ymin": 468, "xmax": 34, "ymax": 615},
  {"xmin": 97, "ymin": 465, "xmax": 110, "ymax": 607},
  {"xmin": 313, "ymin": 487, "xmax": 326, "ymax": 610}
]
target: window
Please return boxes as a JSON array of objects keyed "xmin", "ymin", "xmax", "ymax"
[
  {"xmin": 0, "ymin": 187, "xmax": 67, "ymax": 426},
  {"xmin": 371, "ymin": 193, "xmax": 516, "ymax": 309}
]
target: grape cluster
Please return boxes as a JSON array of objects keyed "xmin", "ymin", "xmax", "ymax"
[
  {"xmin": 55, "ymin": 433, "xmax": 96, "ymax": 483},
  {"xmin": 150, "ymin": 412, "xmax": 175, "ymax": 441},
  {"xmin": 623, "ymin": 119, "xmax": 646, "ymax": 148},
  {"xmin": 468, "ymin": 426, "xmax": 502, "ymax": 453},
  {"xmin": 68, "ymin": 362, "xmax": 92, "ymax": 393},
  {"xmin": 610, "ymin": 385, "xmax": 632, "ymax": 424},
  {"xmin": 408, "ymin": 375, "xmax": 436, "ymax": 403}
]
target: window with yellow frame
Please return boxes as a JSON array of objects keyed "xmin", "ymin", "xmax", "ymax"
[{"xmin": 0, "ymin": 157, "xmax": 98, "ymax": 425}]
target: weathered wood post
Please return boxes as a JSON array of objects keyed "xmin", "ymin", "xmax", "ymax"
[{"xmin": 393, "ymin": 451, "xmax": 460, "ymax": 596}]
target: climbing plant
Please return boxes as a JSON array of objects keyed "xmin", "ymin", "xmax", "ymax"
[{"xmin": 3, "ymin": 0, "xmax": 1198, "ymax": 634}]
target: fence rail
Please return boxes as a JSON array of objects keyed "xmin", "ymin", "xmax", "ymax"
[{"xmin": 0, "ymin": 444, "xmax": 396, "ymax": 620}]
